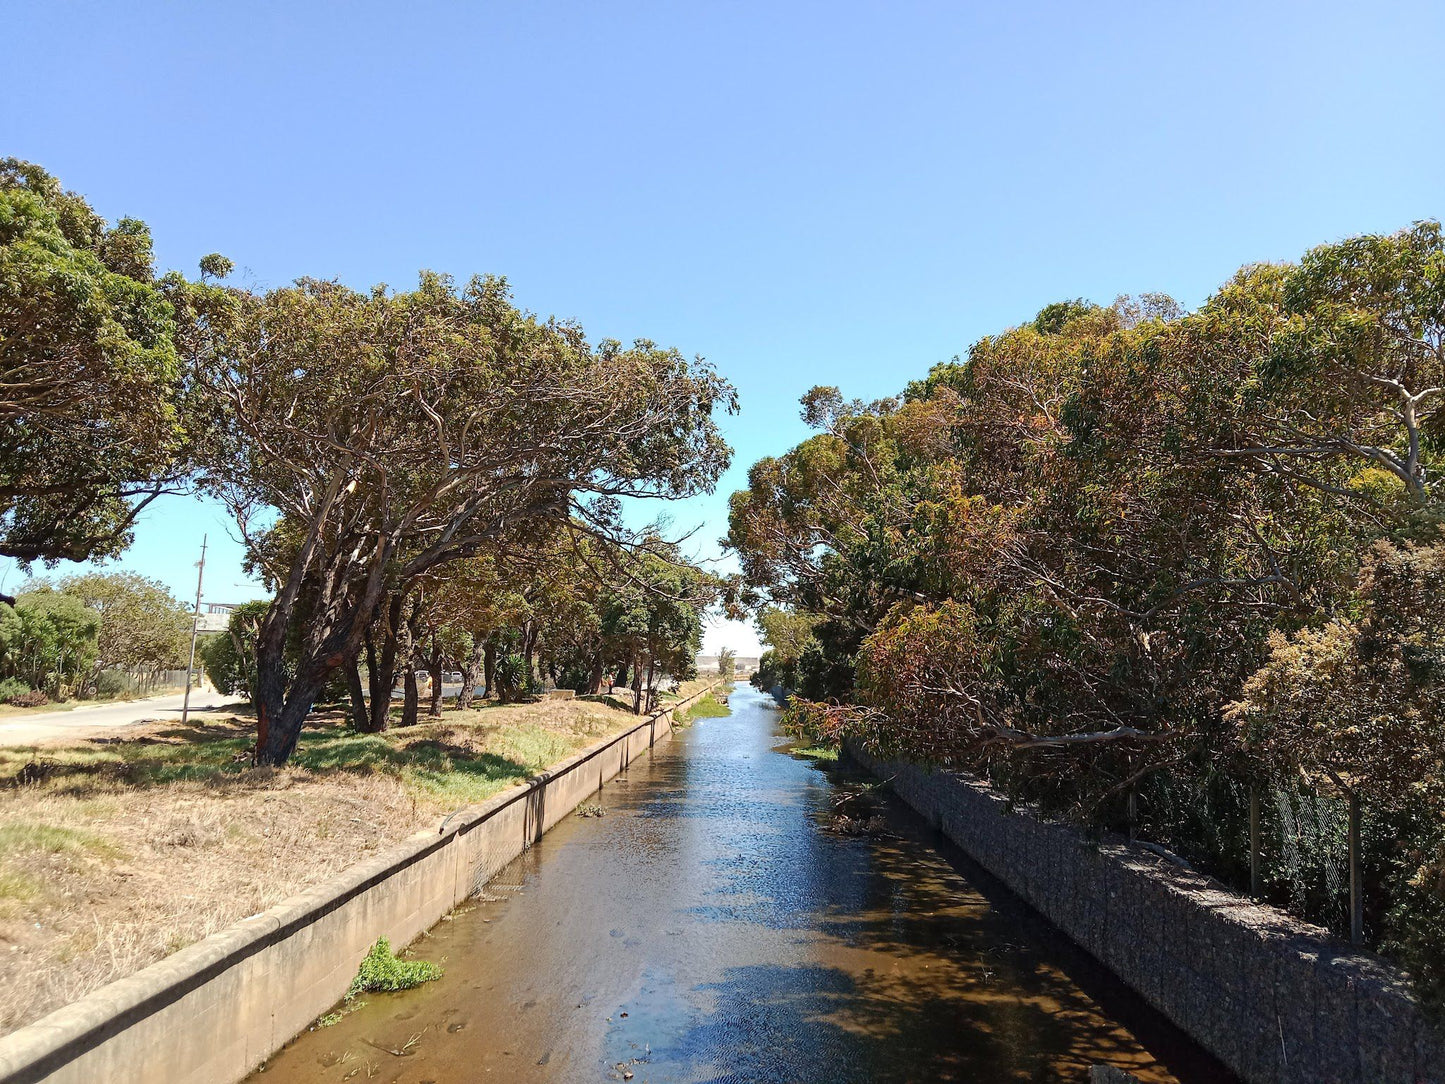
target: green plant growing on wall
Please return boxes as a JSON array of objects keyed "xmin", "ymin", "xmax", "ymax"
[{"xmin": 345, "ymin": 937, "xmax": 442, "ymax": 1000}]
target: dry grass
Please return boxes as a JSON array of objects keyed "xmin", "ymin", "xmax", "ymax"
[{"xmin": 0, "ymin": 696, "xmax": 640, "ymax": 1036}]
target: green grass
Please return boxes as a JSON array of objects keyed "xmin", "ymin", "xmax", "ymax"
[
  {"xmin": 0, "ymin": 709, "xmax": 625, "ymax": 810},
  {"xmin": 0, "ymin": 821, "xmax": 120, "ymax": 858},
  {"xmin": 792, "ymin": 745, "xmax": 839, "ymax": 761},
  {"xmin": 681, "ymin": 692, "xmax": 731, "ymax": 721},
  {"xmin": 0, "ymin": 870, "xmax": 41, "ymax": 903}
]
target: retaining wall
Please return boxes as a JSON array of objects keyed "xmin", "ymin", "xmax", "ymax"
[
  {"xmin": 0, "ymin": 687, "xmax": 716, "ymax": 1084},
  {"xmin": 846, "ymin": 742, "xmax": 1442, "ymax": 1084}
]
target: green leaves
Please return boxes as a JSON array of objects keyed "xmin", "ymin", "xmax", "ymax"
[{"xmin": 0, "ymin": 159, "xmax": 187, "ymax": 566}]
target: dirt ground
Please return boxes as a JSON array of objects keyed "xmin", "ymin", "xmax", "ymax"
[{"xmin": 0, "ymin": 696, "xmax": 649, "ymax": 1037}]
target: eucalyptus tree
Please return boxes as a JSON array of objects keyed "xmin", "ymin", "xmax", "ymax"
[
  {"xmin": 599, "ymin": 547, "xmax": 711, "ymax": 713},
  {"xmin": 0, "ymin": 160, "xmax": 189, "ymax": 573},
  {"xmin": 1212, "ymin": 221, "xmax": 1445, "ymax": 508},
  {"xmin": 194, "ymin": 272, "xmax": 734, "ymax": 764},
  {"xmin": 57, "ymin": 572, "xmax": 190, "ymax": 684},
  {"xmin": 729, "ymin": 221, "xmax": 1445, "ymax": 813}
]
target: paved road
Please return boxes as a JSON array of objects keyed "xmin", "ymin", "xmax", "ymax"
[{"xmin": 0, "ymin": 690, "xmax": 246, "ymax": 747}]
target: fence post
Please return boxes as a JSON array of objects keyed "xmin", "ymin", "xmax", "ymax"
[
  {"xmin": 1348, "ymin": 790, "xmax": 1363, "ymax": 946},
  {"xmin": 1249, "ymin": 785, "xmax": 1261, "ymax": 899}
]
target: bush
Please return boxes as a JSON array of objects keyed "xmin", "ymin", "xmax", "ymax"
[
  {"xmin": 493, "ymin": 652, "xmax": 526, "ymax": 702},
  {"xmin": 7, "ymin": 688, "xmax": 50, "ymax": 708},
  {"xmin": 0, "ymin": 678, "xmax": 30, "ymax": 702},
  {"xmin": 94, "ymin": 671, "xmax": 129, "ymax": 699},
  {"xmin": 345, "ymin": 937, "xmax": 442, "ymax": 1000}
]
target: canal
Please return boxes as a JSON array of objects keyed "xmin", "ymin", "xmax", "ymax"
[{"xmin": 253, "ymin": 684, "xmax": 1228, "ymax": 1083}]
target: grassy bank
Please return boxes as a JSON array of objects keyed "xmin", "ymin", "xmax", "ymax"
[
  {"xmin": 679, "ymin": 686, "xmax": 733, "ymax": 721},
  {"xmin": 0, "ymin": 696, "xmax": 650, "ymax": 1037}
]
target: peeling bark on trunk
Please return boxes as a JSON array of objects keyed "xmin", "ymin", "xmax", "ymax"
[
  {"xmin": 363, "ymin": 595, "xmax": 404, "ymax": 734},
  {"xmin": 344, "ymin": 657, "xmax": 368, "ymax": 731},
  {"xmin": 457, "ymin": 639, "xmax": 486, "ymax": 710}
]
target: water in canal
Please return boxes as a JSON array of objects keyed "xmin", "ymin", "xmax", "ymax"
[{"xmin": 254, "ymin": 685, "xmax": 1228, "ymax": 1083}]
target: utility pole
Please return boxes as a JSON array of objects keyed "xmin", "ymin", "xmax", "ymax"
[{"xmin": 180, "ymin": 535, "xmax": 207, "ymax": 727}]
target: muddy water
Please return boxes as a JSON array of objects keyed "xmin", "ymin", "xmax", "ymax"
[{"xmin": 253, "ymin": 685, "xmax": 1229, "ymax": 1084}]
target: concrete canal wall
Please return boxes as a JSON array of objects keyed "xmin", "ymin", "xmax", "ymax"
[
  {"xmin": 0, "ymin": 686, "xmax": 717, "ymax": 1084},
  {"xmin": 846, "ymin": 742, "xmax": 1442, "ymax": 1084}
]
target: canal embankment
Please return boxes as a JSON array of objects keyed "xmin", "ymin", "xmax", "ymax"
[
  {"xmin": 846, "ymin": 742, "xmax": 1441, "ymax": 1084},
  {"xmin": 0, "ymin": 684, "xmax": 717, "ymax": 1084},
  {"xmin": 248, "ymin": 683, "xmax": 1226, "ymax": 1084}
]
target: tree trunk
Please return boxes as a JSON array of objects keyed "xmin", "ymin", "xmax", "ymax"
[
  {"xmin": 401, "ymin": 668, "xmax": 419, "ymax": 727},
  {"xmin": 631, "ymin": 652, "xmax": 643, "ymax": 714},
  {"xmin": 645, "ymin": 654, "xmax": 657, "ymax": 714},
  {"xmin": 483, "ymin": 640, "xmax": 497, "ymax": 699},
  {"xmin": 458, "ymin": 639, "xmax": 486, "ymax": 710},
  {"xmin": 428, "ymin": 637, "xmax": 444, "ymax": 717},
  {"xmin": 1249, "ymin": 786, "xmax": 1261, "ymax": 899},
  {"xmin": 253, "ymin": 649, "xmax": 330, "ymax": 766},
  {"xmin": 363, "ymin": 595, "xmax": 403, "ymax": 733},
  {"xmin": 344, "ymin": 656, "xmax": 368, "ymax": 731},
  {"xmin": 522, "ymin": 621, "xmax": 537, "ymax": 692},
  {"xmin": 588, "ymin": 651, "xmax": 605, "ymax": 695},
  {"xmin": 397, "ymin": 608, "xmax": 419, "ymax": 727}
]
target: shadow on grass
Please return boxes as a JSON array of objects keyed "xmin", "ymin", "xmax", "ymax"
[{"xmin": 0, "ymin": 715, "xmax": 537, "ymax": 803}]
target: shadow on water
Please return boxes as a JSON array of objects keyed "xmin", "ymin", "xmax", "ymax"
[{"xmin": 250, "ymin": 685, "xmax": 1234, "ymax": 1084}]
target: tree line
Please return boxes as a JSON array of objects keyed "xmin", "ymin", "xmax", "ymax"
[
  {"xmin": 728, "ymin": 223, "xmax": 1445, "ymax": 1001},
  {"xmin": 1, "ymin": 159, "xmax": 733, "ymax": 755},
  {"xmin": 0, "ymin": 572, "xmax": 193, "ymax": 704}
]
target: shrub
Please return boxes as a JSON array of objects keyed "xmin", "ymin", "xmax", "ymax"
[
  {"xmin": 493, "ymin": 652, "xmax": 526, "ymax": 702},
  {"xmin": 346, "ymin": 937, "xmax": 442, "ymax": 1000},
  {"xmin": 0, "ymin": 678, "xmax": 30, "ymax": 702},
  {"xmin": 7, "ymin": 688, "xmax": 50, "ymax": 708},
  {"xmin": 94, "ymin": 671, "xmax": 129, "ymax": 699}
]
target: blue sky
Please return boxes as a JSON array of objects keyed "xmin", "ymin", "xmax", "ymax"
[{"xmin": 4, "ymin": 1, "xmax": 1443, "ymax": 654}]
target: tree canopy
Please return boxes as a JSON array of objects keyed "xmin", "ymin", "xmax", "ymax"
[
  {"xmin": 0, "ymin": 159, "xmax": 187, "ymax": 570},
  {"xmin": 727, "ymin": 220, "xmax": 1445, "ymax": 992},
  {"xmin": 188, "ymin": 272, "xmax": 734, "ymax": 763}
]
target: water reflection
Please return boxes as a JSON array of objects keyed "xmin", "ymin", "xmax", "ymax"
[{"xmin": 251, "ymin": 685, "xmax": 1230, "ymax": 1083}]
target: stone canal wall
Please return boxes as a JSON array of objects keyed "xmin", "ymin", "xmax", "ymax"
[
  {"xmin": 0, "ymin": 686, "xmax": 717, "ymax": 1084},
  {"xmin": 845, "ymin": 742, "xmax": 1441, "ymax": 1084}
]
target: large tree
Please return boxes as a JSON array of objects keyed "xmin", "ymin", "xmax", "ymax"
[
  {"xmin": 193, "ymin": 272, "xmax": 733, "ymax": 764},
  {"xmin": 0, "ymin": 589, "xmax": 100, "ymax": 694},
  {"xmin": 0, "ymin": 160, "xmax": 189, "ymax": 572},
  {"xmin": 57, "ymin": 572, "xmax": 190, "ymax": 680},
  {"xmin": 729, "ymin": 222, "xmax": 1443, "ymax": 813},
  {"xmin": 599, "ymin": 547, "xmax": 711, "ymax": 713}
]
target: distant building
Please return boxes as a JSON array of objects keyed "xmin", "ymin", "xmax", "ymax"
[
  {"xmin": 196, "ymin": 602, "xmax": 242, "ymax": 634},
  {"xmin": 695, "ymin": 654, "xmax": 760, "ymax": 675}
]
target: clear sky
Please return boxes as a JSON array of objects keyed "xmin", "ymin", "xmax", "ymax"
[{"xmin": 4, "ymin": 1, "xmax": 1443, "ymax": 655}]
